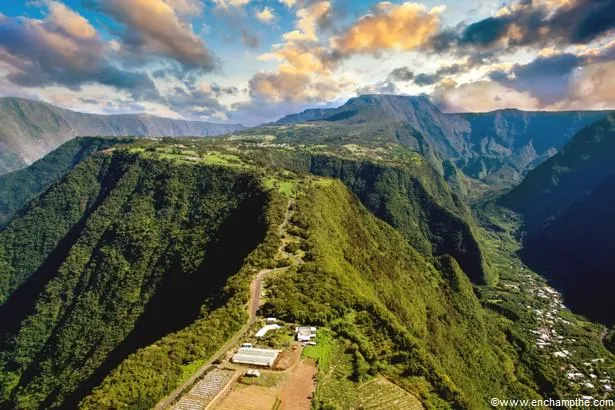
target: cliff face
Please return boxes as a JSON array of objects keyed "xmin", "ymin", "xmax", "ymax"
[
  {"xmin": 276, "ymin": 94, "xmax": 608, "ymax": 185},
  {"xmin": 501, "ymin": 114, "xmax": 615, "ymax": 326}
]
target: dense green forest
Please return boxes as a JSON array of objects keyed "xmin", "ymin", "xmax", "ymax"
[
  {"xmin": 0, "ymin": 137, "xmax": 131, "ymax": 226},
  {"xmin": 261, "ymin": 181, "xmax": 542, "ymax": 409},
  {"xmin": 0, "ymin": 151, "xmax": 278, "ymax": 409},
  {"xmin": 241, "ymin": 148, "xmax": 493, "ymax": 284},
  {"xmin": 0, "ymin": 135, "xmax": 613, "ymax": 409}
]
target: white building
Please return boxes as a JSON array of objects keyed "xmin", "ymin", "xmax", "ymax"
[
  {"xmin": 296, "ymin": 326, "xmax": 317, "ymax": 342},
  {"xmin": 232, "ymin": 347, "xmax": 281, "ymax": 367},
  {"xmin": 255, "ymin": 324, "xmax": 282, "ymax": 338}
]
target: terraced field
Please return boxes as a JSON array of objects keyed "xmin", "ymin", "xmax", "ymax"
[
  {"xmin": 358, "ymin": 377, "xmax": 424, "ymax": 410},
  {"xmin": 173, "ymin": 369, "xmax": 237, "ymax": 410}
]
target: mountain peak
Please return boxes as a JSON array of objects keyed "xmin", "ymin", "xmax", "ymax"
[{"xmin": 276, "ymin": 94, "xmax": 441, "ymax": 125}]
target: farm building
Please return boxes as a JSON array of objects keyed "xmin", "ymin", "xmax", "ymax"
[
  {"xmin": 231, "ymin": 347, "xmax": 281, "ymax": 367},
  {"xmin": 296, "ymin": 326, "xmax": 317, "ymax": 342},
  {"xmin": 255, "ymin": 324, "xmax": 281, "ymax": 338}
]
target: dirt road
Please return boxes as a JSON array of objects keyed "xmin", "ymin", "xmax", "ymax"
[{"xmin": 156, "ymin": 198, "xmax": 295, "ymax": 409}]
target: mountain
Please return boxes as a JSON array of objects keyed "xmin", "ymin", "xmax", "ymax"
[
  {"xmin": 0, "ymin": 97, "xmax": 244, "ymax": 176},
  {"xmin": 0, "ymin": 138, "xmax": 558, "ymax": 409},
  {"xmin": 277, "ymin": 94, "xmax": 608, "ymax": 186},
  {"xmin": 500, "ymin": 114, "xmax": 615, "ymax": 325},
  {"xmin": 0, "ymin": 137, "xmax": 132, "ymax": 226}
]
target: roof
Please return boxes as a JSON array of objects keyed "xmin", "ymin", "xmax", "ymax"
[
  {"xmin": 255, "ymin": 324, "xmax": 282, "ymax": 338},
  {"xmin": 232, "ymin": 347, "xmax": 281, "ymax": 367}
]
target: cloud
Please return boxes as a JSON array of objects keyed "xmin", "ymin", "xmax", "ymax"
[
  {"xmin": 489, "ymin": 53, "xmax": 583, "ymax": 104},
  {"xmin": 388, "ymin": 67, "xmax": 414, "ymax": 82},
  {"xmin": 356, "ymin": 80, "xmax": 398, "ymax": 95},
  {"xmin": 247, "ymin": 1, "xmax": 344, "ymax": 102},
  {"xmin": 256, "ymin": 7, "xmax": 276, "ymax": 23},
  {"xmin": 456, "ymin": 0, "xmax": 615, "ymax": 51},
  {"xmin": 0, "ymin": 2, "xmax": 158, "ymax": 99},
  {"xmin": 248, "ymin": 70, "xmax": 350, "ymax": 102},
  {"xmin": 163, "ymin": 0, "xmax": 204, "ymax": 16},
  {"xmin": 241, "ymin": 30, "xmax": 260, "ymax": 48},
  {"xmin": 162, "ymin": 78, "xmax": 240, "ymax": 120},
  {"xmin": 212, "ymin": 0, "xmax": 251, "ymax": 10},
  {"xmin": 93, "ymin": 0, "xmax": 216, "ymax": 70},
  {"xmin": 258, "ymin": 42, "xmax": 333, "ymax": 76},
  {"xmin": 551, "ymin": 60, "xmax": 615, "ymax": 110},
  {"xmin": 433, "ymin": 80, "xmax": 542, "ymax": 113},
  {"xmin": 282, "ymin": 1, "xmax": 331, "ymax": 42},
  {"xmin": 388, "ymin": 63, "xmax": 466, "ymax": 87},
  {"xmin": 45, "ymin": 1, "xmax": 97, "ymax": 39},
  {"xmin": 331, "ymin": 2, "xmax": 444, "ymax": 57},
  {"xmin": 278, "ymin": 0, "xmax": 296, "ymax": 7}
]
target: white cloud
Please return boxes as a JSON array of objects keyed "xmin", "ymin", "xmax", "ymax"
[{"xmin": 256, "ymin": 7, "xmax": 276, "ymax": 23}]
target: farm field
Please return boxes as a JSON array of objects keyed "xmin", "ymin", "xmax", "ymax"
[
  {"xmin": 212, "ymin": 384, "xmax": 279, "ymax": 410},
  {"xmin": 358, "ymin": 377, "xmax": 425, "ymax": 410},
  {"xmin": 173, "ymin": 368, "xmax": 237, "ymax": 410}
]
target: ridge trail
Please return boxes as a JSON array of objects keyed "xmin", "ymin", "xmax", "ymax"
[{"xmin": 155, "ymin": 197, "xmax": 300, "ymax": 409}]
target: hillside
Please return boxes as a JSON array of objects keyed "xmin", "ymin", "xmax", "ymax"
[
  {"xmin": 0, "ymin": 151, "xmax": 279, "ymax": 409},
  {"xmin": 276, "ymin": 94, "xmax": 607, "ymax": 186},
  {"xmin": 0, "ymin": 97, "xmax": 244, "ymax": 176},
  {"xmin": 0, "ymin": 137, "xmax": 613, "ymax": 409},
  {"xmin": 0, "ymin": 137, "xmax": 132, "ymax": 226},
  {"xmin": 500, "ymin": 114, "xmax": 615, "ymax": 326},
  {"xmin": 0, "ymin": 144, "xmax": 536, "ymax": 409}
]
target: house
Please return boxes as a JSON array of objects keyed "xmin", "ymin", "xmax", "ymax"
[
  {"xmin": 232, "ymin": 347, "xmax": 281, "ymax": 367},
  {"xmin": 255, "ymin": 324, "xmax": 282, "ymax": 338},
  {"xmin": 296, "ymin": 326, "xmax": 317, "ymax": 342}
]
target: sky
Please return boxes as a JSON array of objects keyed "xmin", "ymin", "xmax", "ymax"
[{"xmin": 0, "ymin": 0, "xmax": 614, "ymax": 125}]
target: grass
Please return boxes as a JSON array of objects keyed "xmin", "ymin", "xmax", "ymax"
[
  {"xmin": 302, "ymin": 328, "xmax": 335, "ymax": 373},
  {"xmin": 238, "ymin": 373, "xmax": 284, "ymax": 388},
  {"xmin": 262, "ymin": 177, "xmax": 299, "ymax": 197},
  {"xmin": 358, "ymin": 377, "xmax": 424, "ymax": 410},
  {"xmin": 178, "ymin": 359, "xmax": 206, "ymax": 382}
]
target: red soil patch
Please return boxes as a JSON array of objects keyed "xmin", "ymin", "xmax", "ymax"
[
  {"xmin": 274, "ymin": 344, "xmax": 301, "ymax": 371},
  {"xmin": 279, "ymin": 359, "xmax": 316, "ymax": 410}
]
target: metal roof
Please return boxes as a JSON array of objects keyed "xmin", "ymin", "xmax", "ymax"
[{"xmin": 231, "ymin": 347, "xmax": 281, "ymax": 367}]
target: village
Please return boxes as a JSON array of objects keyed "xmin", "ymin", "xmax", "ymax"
[{"xmin": 497, "ymin": 264, "xmax": 614, "ymax": 402}]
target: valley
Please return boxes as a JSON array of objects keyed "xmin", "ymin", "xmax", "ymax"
[
  {"xmin": 0, "ymin": 99, "xmax": 613, "ymax": 410},
  {"xmin": 2, "ymin": 0, "xmax": 615, "ymax": 407}
]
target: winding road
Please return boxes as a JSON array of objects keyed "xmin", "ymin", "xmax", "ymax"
[{"xmin": 155, "ymin": 197, "xmax": 299, "ymax": 409}]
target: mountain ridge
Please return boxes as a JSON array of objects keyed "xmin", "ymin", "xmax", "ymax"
[
  {"xmin": 0, "ymin": 97, "xmax": 245, "ymax": 176},
  {"xmin": 500, "ymin": 113, "xmax": 615, "ymax": 326},
  {"xmin": 276, "ymin": 94, "xmax": 609, "ymax": 186}
]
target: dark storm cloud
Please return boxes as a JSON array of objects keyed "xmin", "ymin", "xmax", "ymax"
[
  {"xmin": 489, "ymin": 53, "xmax": 584, "ymax": 104},
  {"xmin": 455, "ymin": 0, "xmax": 615, "ymax": 50},
  {"xmin": 388, "ymin": 67, "xmax": 414, "ymax": 82}
]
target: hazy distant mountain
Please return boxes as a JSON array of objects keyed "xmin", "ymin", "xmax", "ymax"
[
  {"xmin": 501, "ymin": 114, "xmax": 615, "ymax": 325},
  {"xmin": 277, "ymin": 94, "xmax": 608, "ymax": 185},
  {"xmin": 0, "ymin": 97, "xmax": 244, "ymax": 175}
]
